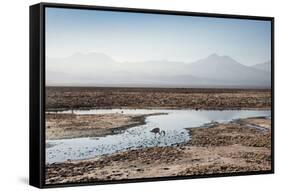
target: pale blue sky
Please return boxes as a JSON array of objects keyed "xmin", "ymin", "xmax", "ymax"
[{"xmin": 46, "ymin": 7, "xmax": 271, "ymax": 65}]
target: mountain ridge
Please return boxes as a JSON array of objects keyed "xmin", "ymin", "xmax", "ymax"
[{"xmin": 46, "ymin": 52, "xmax": 271, "ymax": 88}]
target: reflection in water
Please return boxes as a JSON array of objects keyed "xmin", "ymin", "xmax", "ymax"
[{"xmin": 46, "ymin": 109, "xmax": 271, "ymax": 164}]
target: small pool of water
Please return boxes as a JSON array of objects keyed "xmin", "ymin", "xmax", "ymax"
[{"xmin": 46, "ymin": 109, "xmax": 270, "ymax": 164}]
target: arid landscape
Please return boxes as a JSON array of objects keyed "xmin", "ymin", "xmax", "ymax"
[
  {"xmin": 46, "ymin": 87, "xmax": 271, "ymax": 110},
  {"xmin": 44, "ymin": 8, "xmax": 272, "ymax": 186},
  {"xmin": 45, "ymin": 87, "xmax": 272, "ymax": 184}
]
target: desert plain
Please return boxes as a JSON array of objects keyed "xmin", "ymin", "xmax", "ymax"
[{"xmin": 45, "ymin": 87, "xmax": 272, "ymax": 184}]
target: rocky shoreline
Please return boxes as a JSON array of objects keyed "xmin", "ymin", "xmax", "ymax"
[
  {"xmin": 46, "ymin": 112, "xmax": 167, "ymax": 140},
  {"xmin": 46, "ymin": 117, "xmax": 271, "ymax": 184}
]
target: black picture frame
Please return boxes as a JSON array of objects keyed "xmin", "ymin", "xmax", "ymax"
[{"xmin": 30, "ymin": 2, "xmax": 275, "ymax": 189}]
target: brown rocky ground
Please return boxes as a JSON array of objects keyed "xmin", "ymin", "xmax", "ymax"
[
  {"xmin": 46, "ymin": 87, "xmax": 271, "ymax": 111},
  {"xmin": 45, "ymin": 117, "xmax": 271, "ymax": 184}
]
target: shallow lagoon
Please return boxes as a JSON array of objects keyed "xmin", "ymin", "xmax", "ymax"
[{"xmin": 46, "ymin": 109, "xmax": 271, "ymax": 163}]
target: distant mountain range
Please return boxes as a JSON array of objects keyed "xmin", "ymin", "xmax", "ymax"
[
  {"xmin": 252, "ymin": 61, "xmax": 271, "ymax": 72},
  {"xmin": 46, "ymin": 52, "xmax": 271, "ymax": 88}
]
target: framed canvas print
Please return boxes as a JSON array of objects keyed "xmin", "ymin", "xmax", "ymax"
[{"xmin": 29, "ymin": 2, "xmax": 274, "ymax": 188}]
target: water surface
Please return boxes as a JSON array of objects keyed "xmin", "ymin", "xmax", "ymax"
[{"xmin": 46, "ymin": 109, "xmax": 270, "ymax": 164}]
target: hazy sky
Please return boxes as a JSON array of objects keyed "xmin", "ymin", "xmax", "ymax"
[{"xmin": 46, "ymin": 7, "xmax": 271, "ymax": 66}]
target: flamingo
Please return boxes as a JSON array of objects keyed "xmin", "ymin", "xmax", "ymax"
[{"xmin": 150, "ymin": 128, "xmax": 166, "ymax": 137}]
